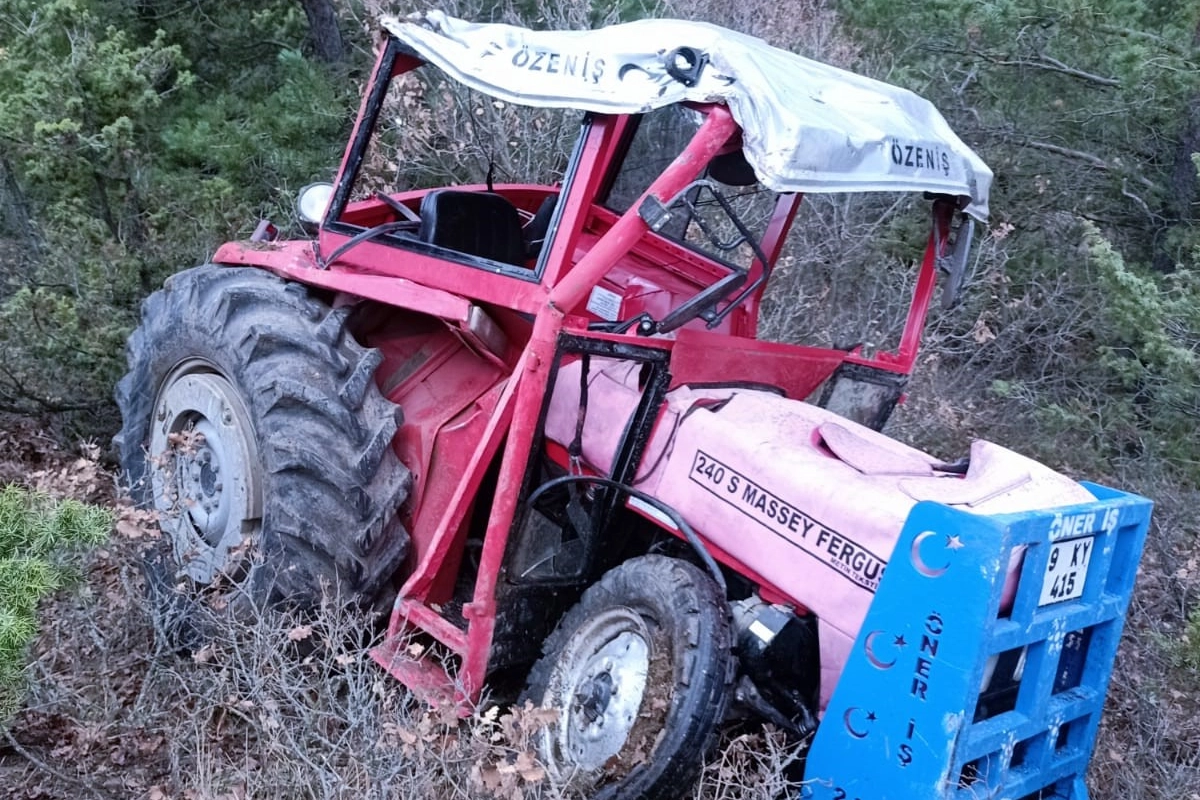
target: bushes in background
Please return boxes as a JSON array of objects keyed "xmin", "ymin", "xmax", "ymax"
[{"xmin": 0, "ymin": 0, "xmax": 357, "ymax": 437}]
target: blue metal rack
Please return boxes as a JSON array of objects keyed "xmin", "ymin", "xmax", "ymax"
[{"xmin": 803, "ymin": 483, "xmax": 1152, "ymax": 800}]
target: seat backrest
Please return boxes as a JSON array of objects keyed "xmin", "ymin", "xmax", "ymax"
[{"xmin": 418, "ymin": 190, "xmax": 527, "ymax": 267}]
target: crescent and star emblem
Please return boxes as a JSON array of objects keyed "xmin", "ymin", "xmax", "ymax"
[
  {"xmin": 910, "ymin": 529, "xmax": 952, "ymax": 577},
  {"xmin": 864, "ymin": 629, "xmax": 898, "ymax": 669},
  {"xmin": 842, "ymin": 706, "xmax": 878, "ymax": 739}
]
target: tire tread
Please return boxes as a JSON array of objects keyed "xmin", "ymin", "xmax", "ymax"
[
  {"xmin": 115, "ymin": 265, "xmax": 411, "ymax": 608},
  {"xmin": 523, "ymin": 555, "xmax": 734, "ymax": 800}
]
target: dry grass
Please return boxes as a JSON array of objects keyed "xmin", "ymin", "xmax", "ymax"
[
  {"xmin": 0, "ymin": 498, "xmax": 804, "ymax": 799},
  {"xmin": 0, "ymin": 519, "xmax": 559, "ymax": 799}
]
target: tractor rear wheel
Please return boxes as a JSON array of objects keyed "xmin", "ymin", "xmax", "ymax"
[
  {"xmin": 115, "ymin": 265, "xmax": 411, "ymax": 610},
  {"xmin": 523, "ymin": 555, "xmax": 734, "ymax": 800}
]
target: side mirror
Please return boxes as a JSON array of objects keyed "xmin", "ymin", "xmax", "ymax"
[
  {"xmin": 938, "ymin": 213, "xmax": 975, "ymax": 310},
  {"xmin": 296, "ymin": 182, "xmax": 335, "ymax": 228}
]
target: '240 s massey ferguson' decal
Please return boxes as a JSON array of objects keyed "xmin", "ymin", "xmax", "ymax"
[{"xmin": 688, "ymin": 450, "xmax": 886, "ymax": 591}]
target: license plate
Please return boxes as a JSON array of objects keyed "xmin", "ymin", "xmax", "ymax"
[{"xmin": 1039, "ymin": 536, "xmax": 1094, "ymax": 606}]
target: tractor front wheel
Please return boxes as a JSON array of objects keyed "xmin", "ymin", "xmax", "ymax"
[
  {"xmin": 115, "ymin": 265, "xmax": 411, "ymax": 610},
  {"xmin": 523, "ymin": 555, "xmax": 734, "ymax": 800}
]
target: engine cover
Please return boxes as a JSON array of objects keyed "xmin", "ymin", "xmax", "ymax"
[{"xmin": 545, "ymin": 358, "xmax": 1095, "ymax": 710}]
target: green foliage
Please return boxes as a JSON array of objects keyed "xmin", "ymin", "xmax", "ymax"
[
  {"xmin": 918, "ymin": 214, "xmax": 1200, "ymax": 480},
  {"xmin": 834, "ymin": 0, "xmax": 1200, "ymax": 485},
  {"xmin": 838, "ymin": 0, "xmax": 1199, "ymax": 262},
  {"xmin": 0, "ymin": 0, "xmax": 358, "ymax": 434},
  {"xmin": 1089, "ymin": 225, "xmax": 1200, "ymax": 470},
  {"xmin": 1180, "ymin": 603, "xmax": 1200, "ymax": 670},
  {"xmin": 0, "ymin": 485, "xmax": 111, "ymax": 722},
  {"xmin": 1170, "ymin": 594, "xmax": 1200, "ymax": 686}
]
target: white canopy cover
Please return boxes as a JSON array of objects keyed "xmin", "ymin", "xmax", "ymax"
[{"xmin": 383, "ymin": 12, "xmax": 993, "ymax": 219}]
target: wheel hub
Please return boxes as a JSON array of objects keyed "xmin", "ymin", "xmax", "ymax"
[
  {"xmin": 150, "ymin": 363, "xmax": 262, "ymax": 584},
  {"xmin": 177, "ymin": 435, "xmax": 226, "ymax": 542},
  {"xmin": 574, "ymin": 670, "xmax": 614, "ymax": 725}
]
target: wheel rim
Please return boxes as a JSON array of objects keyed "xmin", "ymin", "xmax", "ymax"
[
  {"xmin": 543, "ymin": 607, "xmax": 653, "ymax": 775},
  {"xmin": 149, "ymin": 359, "xmax": 262, "ymax": 584}
]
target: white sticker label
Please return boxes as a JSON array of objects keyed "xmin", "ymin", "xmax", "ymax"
[
  {"xmin": 586, "ymin": 285, "xmax": 622, "ymax": 321},
  {"xmin": 749, "ymin": 619, "xmax": 777, "ymax": 644},
  {"xmin": 1039, "ymin": 536, "xmax": 1093, "ymax": 606}
]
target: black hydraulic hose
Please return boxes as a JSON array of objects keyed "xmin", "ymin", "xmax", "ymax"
[{"xmin": 527, "ymin": 474, "xmax": 727, "ymax": 594}]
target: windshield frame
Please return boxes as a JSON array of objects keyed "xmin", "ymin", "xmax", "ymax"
[{"xmin": 317, "ymin": 37, "xmax": 590, "ymax": 288}]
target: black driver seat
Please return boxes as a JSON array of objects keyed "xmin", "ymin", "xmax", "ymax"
[{"xmin": 418, "ymin": 190, "xmax": 527, "ymax": 267}]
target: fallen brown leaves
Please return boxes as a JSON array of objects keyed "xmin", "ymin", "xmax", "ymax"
[
  {"xmin": 0, "ymin": 414, "xmax": 114, "ymax": 506},
  {"xmin": 468, "ymin": 703, "xmax": 558, "ymax": 800}
]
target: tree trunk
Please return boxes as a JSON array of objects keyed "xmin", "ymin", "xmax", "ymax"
[
  {"xmin": 1155, "ymin": 17, "xmax": 1200, "ymax": 271},
  {"xmin": 299, "ymin": 0, "xmax": 344, "ymax": 64},
  {"xmin": 0, "ymin": 157, "xmax": 37, "ymax": 249}
]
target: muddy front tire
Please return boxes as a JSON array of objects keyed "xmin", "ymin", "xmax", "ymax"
[
  {"xmin": 115, "ymin": 265, "xmax": 411, "ymax": 609},
  {"xmin": 523, "ymin": 555, "xmax": 734, "ymax": 800}
]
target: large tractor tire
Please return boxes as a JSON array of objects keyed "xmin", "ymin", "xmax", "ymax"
[
  {"xmin": 115, "ymin": 265, "xmax": 411, "ymax": 610},
  {"xmin": 523, "ymin": 555, "xmax": 734, "ymax": 800}
]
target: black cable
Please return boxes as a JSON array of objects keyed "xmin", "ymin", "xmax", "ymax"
[{"xmin": 526, "ymin": 474, "xmax": 726, "ymax": 594}]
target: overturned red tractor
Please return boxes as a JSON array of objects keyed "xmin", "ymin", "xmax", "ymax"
[{"xmin": 117, "ymin": 13, "xmax": 1151, "ymax": 800}]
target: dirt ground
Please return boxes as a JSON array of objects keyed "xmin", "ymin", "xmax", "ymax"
[
  {"xmin": 0, "ymin": 413, "xmax": 171, "ymax": 798},
  {"xmin": 0, "ymin": 414, "xmax": 572, "ymax": 800}
]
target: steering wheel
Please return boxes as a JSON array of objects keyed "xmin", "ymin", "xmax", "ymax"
[
  {"xmin": 317, "ymin": 193, "xmax": 423, "ymax": 269},
  {"xmin": 655, "ymin": 268, "xmax": 748, "ymax": 333},
  {"xmin": 648, "ymin": 180, "xmax": 767, "ymax": 334}
]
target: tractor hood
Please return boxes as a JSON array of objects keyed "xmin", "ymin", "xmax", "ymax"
[
  {"xmin": 545, "ymin": 359, "xmax": 1095, "ymax": 710},
  {"xmin": 383, "ymin": 12, "xmax": 993, "ymax": 219}
]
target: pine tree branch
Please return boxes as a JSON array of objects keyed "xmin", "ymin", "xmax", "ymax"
[
  {"xmin": 1019, "ymin": 140, "xmax": 1158, "ymax": 191},
  {"xmin": 1021, "ymin": 140, "xmax": 1110, "ymax": 169},
  {"xmin": 1096, "ymin": 24, "xmax": 1196, "ymax": 58},
  {"xmin": 1012, "ymin": 136, "xmax": 1161, "ymax": 197},
  {"xmin": 973, "ymin": 49, "xmax": 1120, "ymax": 87},
  {"xmin": 1036, "ymin": 54, "xmax": 1121, "ymax": 88}
]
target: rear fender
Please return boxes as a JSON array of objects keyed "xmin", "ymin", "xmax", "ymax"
[
  {"xmin": 215, "ymin": 238, "xmax": 516, "ymax": 600},
  {"xmin": 214, "ymin": 240, "xmax": 476, "ymax": 325}
]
